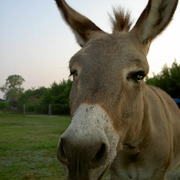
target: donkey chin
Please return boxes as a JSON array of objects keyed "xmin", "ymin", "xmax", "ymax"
[{"xmin": 57, "ymin": 104, "xmax": 119, "ymax": 180}]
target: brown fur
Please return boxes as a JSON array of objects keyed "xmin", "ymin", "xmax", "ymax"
[
  {"xmin": 109, "ymin": 7, "xmax": 133, "ymax": 33},
  {"xmin": 54, "ymin": 0, "xmax": 180, "ymax": 179},
  {"xmin": 55, "ymin": 0, "xmax": 102, "ymax": 46},
  {"xmin": 133, "ymin": 0, "xmax": 179, "ymax": 43}
]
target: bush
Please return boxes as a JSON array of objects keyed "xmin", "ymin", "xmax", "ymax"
[
  {"xmin": 26, "ymin": 104, "xmax": 35, "ymax": 113},
  {"xmin": 0, "ymin": 102, "xmax": 9, "ymax": 112},
  {"xmin": 40, "ymin": 79, "xmax": 72, "ymax": 114}
]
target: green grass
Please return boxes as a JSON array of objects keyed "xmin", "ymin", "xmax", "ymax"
[
  {"xmin": 0, "ymin": 112, "xmax": 110, "ymax": 180},
  {"xmin": 0, "ymin": 112, "xmax": 70, "ymax": 180},
  {"xmin": 1, "ymin": 112, "xmax": 179, "ymax": 180}
]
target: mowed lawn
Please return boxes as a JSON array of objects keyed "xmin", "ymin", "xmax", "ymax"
[{"xmin": 0, "ymin": 112, "xmax": 110, "ymax": 180}]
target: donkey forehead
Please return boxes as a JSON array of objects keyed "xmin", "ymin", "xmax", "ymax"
[{"xmin": 69, "ymin": 32, "xmax": 148, "ymax": 72}]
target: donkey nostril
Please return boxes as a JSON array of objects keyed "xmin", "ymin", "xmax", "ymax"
[
  {"xmin": 91, "ymin": 143, "xmax": 108, "ymax": 166},
  {"xmin": 57, "ymin": 138, "xmax": 68, "ymax": 165},
  {"xmin": 61, "ymin": 140, "xmax": 67, "ymax": 157}
]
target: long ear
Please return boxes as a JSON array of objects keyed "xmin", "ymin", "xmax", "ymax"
[
  {"xmin": 54, "ymin": 0, "xmax": 103, "ymax": 47},
  {"xmin": 131, "ymin": 0, "xmax": 178, "ymax": 46}
]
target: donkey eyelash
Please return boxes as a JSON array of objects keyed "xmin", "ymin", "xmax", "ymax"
[{"xmin": 128, "ymin": 70, "xmax": 146, "ymax": 82}]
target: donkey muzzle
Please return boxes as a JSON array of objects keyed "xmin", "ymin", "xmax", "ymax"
[{"xmin": 57, "ymin": 104, "xmax": 119, "ymax": 180}]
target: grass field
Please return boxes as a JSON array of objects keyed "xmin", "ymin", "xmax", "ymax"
[
  {"xmin": 1, "ymin": 112, "xmax": 179, "ymax": 180},
  {"xmin": 0, "ymin": 112, "xmax": 110, "ymax": 180}
]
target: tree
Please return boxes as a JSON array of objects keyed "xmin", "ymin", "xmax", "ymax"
[
  {"xmin": 146, "ymin": 60, "xmax": 180, "ymax": 98},
  {"xmin": 18, "ymin": 86, "xmax": 47, "ymax": 105},
  {"xmin": 0, "ymin": 102, "xmax": 9, "ymax": 113},
  {"xmin": 41, "ymin": 79, "xmax": 72, "ymax": 105},
  {"xmin": 40, "ymin": 79, "xmax": 72, "ymax": 114},
  {"xmin": 0, "ymin": 75, "xmax": 25, "ymax": 102}
]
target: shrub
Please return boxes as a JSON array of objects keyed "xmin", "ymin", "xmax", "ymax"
[{"xmin": 0, "ymin": 102, "xmax": 9, "ymax": 113}]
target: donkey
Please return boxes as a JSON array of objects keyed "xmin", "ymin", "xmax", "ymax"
[{"xmin": 54, "ymin": 0, "xmax": 180, "ymax": 179}]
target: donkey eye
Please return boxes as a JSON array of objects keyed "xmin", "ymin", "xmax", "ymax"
[{"xmin": 129, "ymin": 71, "xmax": 146, "ymax": 82}]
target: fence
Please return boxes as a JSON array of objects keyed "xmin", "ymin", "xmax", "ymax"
[
  {"xmin": 34, "ymin": 104, "xmax": 70, "ymax": 115},
  {"xmin": 2, "ymin": 99, "xmax": 179, "ymax": 114},
  {"xmin": 0, "ymin": 104, "xmax": 25, "ymax": 114},
  {"xmin": 1, "ymin": 103, "xmax": 70, "ymax": 115}
]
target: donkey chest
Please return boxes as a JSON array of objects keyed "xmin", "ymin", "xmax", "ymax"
[
  {"xmin": 110, "ymin": 163, "xmax": 152, "ymax": 180},
  {"xmin": 110, "ymin": 149, "xmax": 159, "ymax": 180}
]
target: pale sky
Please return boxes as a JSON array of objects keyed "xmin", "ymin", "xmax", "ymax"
[{"xmin": 1, "ymin": 0, "xmax": 180, "ymax": 99}]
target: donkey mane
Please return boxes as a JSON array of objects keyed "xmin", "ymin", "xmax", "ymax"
[{"xmin": 109, "ymin": 7, "xmax": 133, "ymax": 33}]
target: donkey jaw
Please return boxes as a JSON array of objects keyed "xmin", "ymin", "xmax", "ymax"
[{"xmin": 57, "ymin": 104, "xmax": 119, "ymax": 180}]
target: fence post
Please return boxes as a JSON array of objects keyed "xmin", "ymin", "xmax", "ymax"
[
  {"xmin": 23, "ymin": 104, "xmax": 25, "ymax": 115},
  {"xmin": 41, "ymin": 105, "xmax": 43, "ymax": 114},
  {"xmin": 48, "ymin": 104, "xmax": 51, "ymax": 115},
  {"xmin": 34, "ymin": 105, "xmax": 36, "ymax": 114}
]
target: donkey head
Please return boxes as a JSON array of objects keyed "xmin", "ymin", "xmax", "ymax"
[{"xmin": 55, "ymin": 0, "xmax": 178, "ymax": 179}]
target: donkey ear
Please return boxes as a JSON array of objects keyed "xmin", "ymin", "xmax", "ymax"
[
  {"xmin": 131, "ymin": 0, "xmax": 178, "ymax": 45},
  {"xmin": 55, "ymin": 0, "xmax": 103, "ymax": 47}
]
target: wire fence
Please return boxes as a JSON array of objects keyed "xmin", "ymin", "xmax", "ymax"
[
  {"xmin": 34, "ymin": 104, "xmax": 70, "ymax": 115},
  {"xmin": 1, "ymin": 98, "xmax": 179, "ymax": 115},
  {"xmin": 0, "ymin": 103, "xmax": 70, "ymax": 115}
]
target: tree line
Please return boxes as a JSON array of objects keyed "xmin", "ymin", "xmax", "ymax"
[
  {"xmin": 0, "ymin": 77, "xmax": 72, "ymax": 114},
  {"xmin": 146, "ymin": 60, "xmax": 180, "ymax": 98},
  {"xmin": 0, "ymin": 60, "xmax": 179, "ymax": 114}
]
